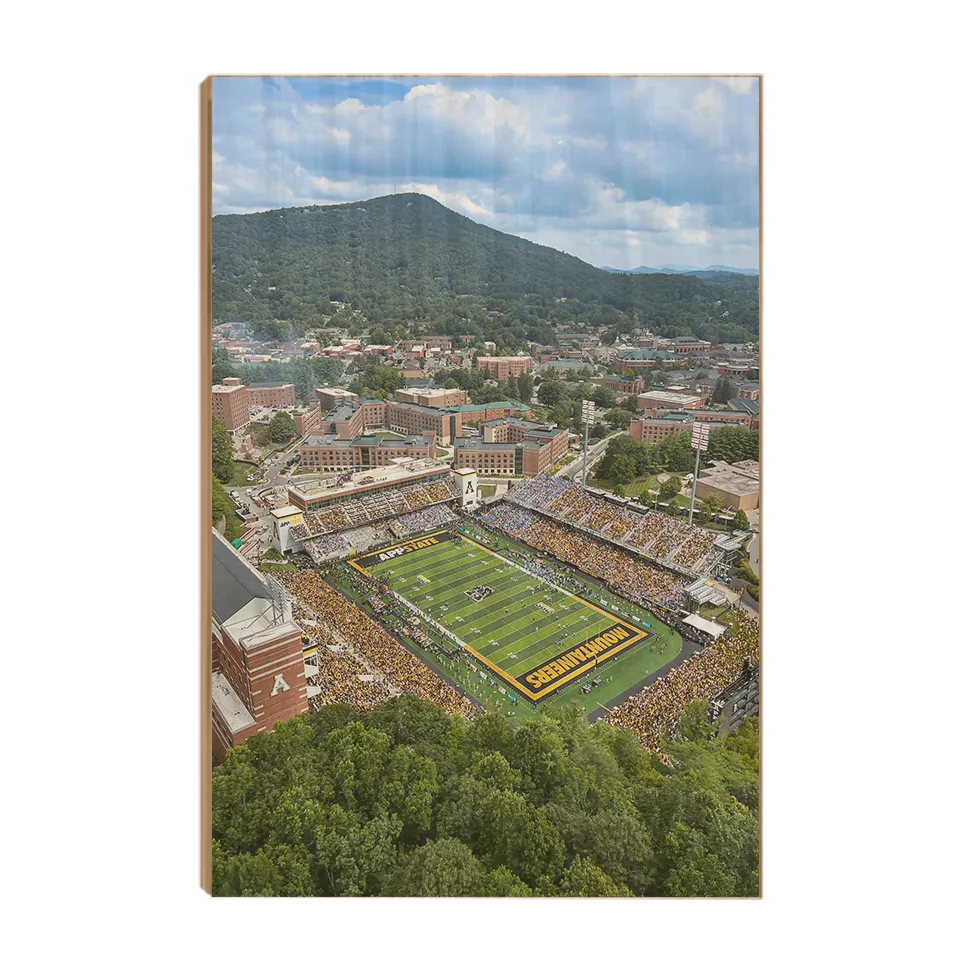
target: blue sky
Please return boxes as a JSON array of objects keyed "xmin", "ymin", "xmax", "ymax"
[{"xmin": 212, "ymin": 76, "xmax": 759, "ymax": 270}]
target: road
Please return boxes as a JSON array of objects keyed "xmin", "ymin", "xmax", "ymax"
[{"xmin": 556, "ymin": 430, "xmax": 622, "ymax": 482}]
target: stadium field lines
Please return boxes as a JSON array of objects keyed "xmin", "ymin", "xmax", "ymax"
[{"xmin": 365, "ymin": 532, "xmax": 652, "ymax": 701}]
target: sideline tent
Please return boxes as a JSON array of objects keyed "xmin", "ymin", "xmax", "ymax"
[{"xmin": 682, "ymin": 613, "xmax": 727, "ymax": 640}]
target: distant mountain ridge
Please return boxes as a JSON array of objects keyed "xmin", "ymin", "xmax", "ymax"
[
  {"xmin": 601, "ymin": 264, "xmax": 759, "ymax": 277},
  {"xmin": 212, "ymin": 193, "xmax": 759, "ymax": 346}
]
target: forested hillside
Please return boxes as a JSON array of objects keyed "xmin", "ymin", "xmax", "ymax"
[
  {"xmin": 212, "ymin": 194, "xmax": 759, "ymax": 349},
  {"xmin": 212, "ymin": 697, "xmax": 759, "ymax": 897}
]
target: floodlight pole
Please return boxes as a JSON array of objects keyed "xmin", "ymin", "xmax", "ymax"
[
  {"xmin": 688, "ymin": 445, "xmax": 701, "ymax": 524},
  {"xmin": 581, "ymin": 419, "xmax": 590, "ymax": 486}
]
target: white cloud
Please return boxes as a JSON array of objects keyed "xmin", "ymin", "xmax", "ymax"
[
  {"xmin": 716, "ymin": 77, "xmax": 758, "ymax": 94},
  {"xmin": 211, "ymin": 76, "xmax": 759, "ymax": 268}
]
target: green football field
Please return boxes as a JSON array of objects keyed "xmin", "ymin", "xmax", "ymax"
[{"xmin": 360, "ymin": 532, "xmax": 654, "ymax": 701}]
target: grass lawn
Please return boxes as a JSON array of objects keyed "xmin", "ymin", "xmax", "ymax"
[
  {"xmin": 593, "ymin": 471, "xmax": 684, "ymax": 499},
  {"xmin": 342, "ymin": 524, "xmax": 683, "ymax": 718},
  {"xmin": 259, "ymin": 560, "xmax": 298, "ymax": 573},
  {"xmin": 698, "ymin": 602, "xmax": 728, "ymax": 619},
  {"xmin": 479, "ymin": 484, "xmax": 498, "ymax": 498},
  {"xmin": 230, "ymin": 460, "xmax": 261, "ymax": 487}
]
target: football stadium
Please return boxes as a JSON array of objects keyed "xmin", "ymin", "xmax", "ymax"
[{"xmin": 350, "ymin": 528, "xmax": 665, "ymax": 702}]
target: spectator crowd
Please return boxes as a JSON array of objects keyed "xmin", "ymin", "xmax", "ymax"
[
  {"xmin": 274, "ymin": 568, "xmax": 477, "ymax": 720},
  {"xmin": 603, "ymin": 609, "xmax": 760, "ymax": 760},
  {"xmin": 505, "ymin": 474, "xmax": 721, "ymax": 573},
  {"xmin": 484, "ymin": 502, "xmax": 688, "ymax": 610}
]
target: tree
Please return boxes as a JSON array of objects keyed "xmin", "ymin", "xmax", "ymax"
[
  {"xmin": 638, "ymin": 489, "xmax": 652, "ymax": 507},
  {"xmin": 212, "ymin": 415, "xmax": 234, "ymax": 484},
  {"xmin": 537, "ymin": 380, "xmax": 565, "ymax": 407},
  {"xmin": 267, "ymin": 411, "xmax": 297, "ymax": 443},
  {"xmin": 506, "ymin": 375, "xmax": 519, "ymax": 398},
  {"xmin": 712, "ymin": 376, "xmax": 737, "ymax": 405},
  {"xmin": 613, "ymin": 483, "xmax": 626, "ymax": 498},
  {"xmin": 657, "ymin": 431, "xmax": 695, "ymax": 472},
  {"xmin": 701, "ymin": 493, "xmax": 724, "ymax": 513},
  {"xmin": 700, "ymin": 503, "xmax": 713, "ymax": 523},
  {"xmin": 591, "ymin": 386, "xmax": 617, "ymax": 408},
  {"xmin": 609, "ymin": 455, "xmax": 636, "ymax": 488},
  {"xmin": 605, "ymin": 408, "xmax": 632, "ymax": 431},
  {"xmin": 706, "ymin": 426, "xmax": 759, "ymax": 464},
  {"xmin": 517, "ymin": 372, "xmax": 535, "ymax": 403},
  {"xmin": 558, "ymin": 856, "xmax": 632, "ymax": 897},
  {"xmin": 660, "ymin": 475, "xmax": 682, "ymax": 501},
  {"xmin": 386, "ymin": 838, "xmax": 486, "ymax": 897},
  {"xmin": 734, "ymin": 509, "xmax": 750, "ymax": 530}
]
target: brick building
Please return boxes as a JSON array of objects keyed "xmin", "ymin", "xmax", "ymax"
[
  {"xmin": 634, "ymin": 390, "xmax": 705, "ymax": 411},
  {"xmin": 695, "ymin": 460, "xmax": 760, "ymax": 511},
  {"xmin": 613, "ymin": 350, "xmax": 679, "ymax": 374},
  {"xmin": 668, "ymin": 337, "xmax": 711, "ymax": 355},
  {"xmin": 630, "ymin": 413, "xmax": 695, "ymax": 444},
  {"xmin": 475, "ymin": 355, "xmax": 534, "ymax": 379},
  {"xmin": 315, "ymin": 387, "xmax": 359, "ymax": 411},
  {"xmin": 211, "ymin": 530, "xmax": 307, "ymax": 762},
  {"xmin": 246, "ymin": 381, "xmax": 296, "ymax": 407},
  {"xmin": 443, "ymin": 400, "xmax": 531, "ymax": 425},
  {"xmin": 384, "ymin": 402, "xmax": 461, "ymax": 445},
  {"xmin": 453, "ymin": 424, "xmax": 569, "ymax": 476},
  {"xmin": 212, "ymin": 380, "xmax": 250, "ymax": 432},
  {"xmin": 602, "ymin": 374, "xmax": 646, "ymax": 396},
  {"xmin": 394, "ymin": 386, "xmax": 469, "ymax": 407},
  {"xmin": 298, "ymin": 433, "xmax": 437, "ymax": 471}
]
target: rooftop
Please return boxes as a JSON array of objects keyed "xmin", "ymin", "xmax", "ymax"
[
  {"xmin": 212, "ymin": 672, "xmax": 256, "ymax": 734},
  {"xmin": 291, "ymin": 459, "xmax": 449, "ymax": 499},
  {"xmin": 212, "ymin": 529, "xmax": 270, "ymax": 624},
  {"xmin": 270, "ymin": 505, "xmax": 302, "ymax": 519},
  {"xmin": 443, "ymin": 400, "xmax": 530, "ymax": 413},
  {"xmin": 640, "ymin": 390, "xmax": 702, "ymax": 403},
  {"xmin": 247, "ymin": 381, "xmax": 293, "ymax": 389}
]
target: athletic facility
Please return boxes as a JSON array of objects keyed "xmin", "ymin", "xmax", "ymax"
[{"xmin": 349, "ymin": 530, "xmax": 650, "ymax": 701}]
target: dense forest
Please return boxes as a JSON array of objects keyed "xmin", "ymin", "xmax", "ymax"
[
  {"xmin": 212, "ymin": 194, "xmax": 759, "ymax": 350},
  {"xmin": 213, "ymin": 697, "xmax": 759, "ymax": 897}
]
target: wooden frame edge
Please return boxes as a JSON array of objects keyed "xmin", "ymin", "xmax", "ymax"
[{"xmin": 199, "ymin": 75, "xmax": 213, "ymax": 896}]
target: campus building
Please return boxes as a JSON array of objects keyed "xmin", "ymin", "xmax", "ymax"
[
  {"xmin": 668, "ymin": 336, "xmax": 711, "ymax": 355},
  {"xmin": 211, "ymin": 530, "xmax": 307, "ymax": 763},
  {"xmin": 245, "ymin": 381, "xmax": 296, "ymax": 407},
  {"xmin": 212, "ymin": 380, "xmax": 250, "ymax": 432},
  {"xmin": 634, "ymin": 390, "xmax": 705, "ymax": 411},
  {"xmin": 453, "ymin": 423, "xmax": 569, "ymax": 476},
  {"xmin": 443, "ymin": 400, "xmax": 531, "ymax": 425},
  {"xmin": 475, "ymin": 355, "xmax": 534, "ymax": 379},
  {"xmin": 315, "ymin": 387, "xmax": 359, "ymax": 411},
  {"xmin": 383, "ymin": 402, "xmax": 461, "ymax": 445},
  {"xmin": 394, "ymin": 386, "xmax": 469, "ymax": 407},
  {"xmin": 602, "ymin": 374, "xmax": 646, "ymax": 396},
  {"xmin": 298, "ymin": 433, "xmax": 437, "ymax": 471},
  {"xmin": 613, "ymin": 350, "xmax": 680, "ymax": 374},
  {"xmin": 695, "ymin": 460, "xmax": 760, "ymax": 511},
  {"xmin": 630, "ymin": 413, "xmax": 695, "ymax": 444}
]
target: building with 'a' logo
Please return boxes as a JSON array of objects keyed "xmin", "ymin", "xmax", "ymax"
[{"xmin": 211, "ymin": 530, "xmax": 307, "ymax": 762}]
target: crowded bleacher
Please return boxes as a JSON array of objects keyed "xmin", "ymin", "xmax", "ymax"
[
  {"xmin": 389, "ymin": 503, "xmax": 458, "ymax": 538},
  {"xmin": 299, "ymin": 476, "xmax": 458, "ymax": 536},
  {"xmin": 603, "ymin": 609, "xmax": 759, "ymax": 760},
  {"xmin": 483, "ymin": 502, "xmax": 688, "ymax": 610},
  {"xmin": 302, "ymin": 631, "xmax": 393, "ymax": 711},
  {"xmin": 274, "ymin": 568, "xmax": 477, "ymax": 719},
  {"xmin": 504, "ymin": 475, "xmax": 721, "ymax": 574}
]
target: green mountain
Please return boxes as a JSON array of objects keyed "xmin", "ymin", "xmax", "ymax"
[{"xmin": 212, "ymin": 193, "xmax": 759, "ymax": 347}]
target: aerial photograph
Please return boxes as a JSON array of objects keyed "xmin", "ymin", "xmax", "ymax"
[{"xmin": 207, "ymin": 75, "xmax": 761, "ymax": 897}]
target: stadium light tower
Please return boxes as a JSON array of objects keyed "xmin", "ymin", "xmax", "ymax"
[
  {"xmin": 688, "ymin": 421, "xmax": 711, "ymax": 524},
  {"xmin": 580, "ymin": 400, "xmax": 596, "ymax": 486}
]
